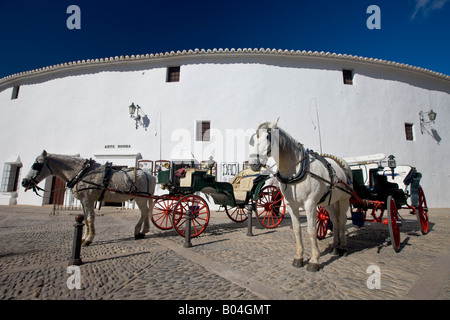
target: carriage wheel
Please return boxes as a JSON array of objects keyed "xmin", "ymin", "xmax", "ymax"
[
  {"xmin": 316, "ymin": 206, "xmax": 330, "ymax": 240},
  {"xmin": 172, "ymin": 194, "xmax": 210, "ymax": 238},
  {"xmin": 225, "ymin": 204, "xmax": 249, "ymax": 223},
  {"xmin": 255, "ymin": 185, "xmax": 285, "ymax": 228},
  {"xmin": 416, "ymin": 186, "xmax": 429, "ymax": 235},
  {"xmin": 387, "ymin": 196, "xmax": 401, "ymax": 252},
  {"xmin": 152, "ymin": 195, "xmax": 179, "ymax": 230}
]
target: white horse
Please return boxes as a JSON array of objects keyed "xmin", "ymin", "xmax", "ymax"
[
  {"xmin": 249, "ymin": 119, "xmax": 352, "ymax": 272},
  {"xmin": 22, "ymin": 151, "xmax": 156, "ymax": 246}
]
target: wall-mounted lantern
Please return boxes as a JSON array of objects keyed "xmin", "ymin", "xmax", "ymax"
[
  {"xmin": 419, "ymin": 109, "xmax": 437, "ymax": 134},
  {"xmin": 129, "ymin": 102, "xmax": 149, "ymax": 130}
]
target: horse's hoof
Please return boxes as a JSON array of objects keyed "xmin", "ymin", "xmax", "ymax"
[
  {"xmin": 292, "ymin": 259, "xmax": 304, "ymax": 268},
  {"xmin": 331, "ymin": 248, "xmax": 339, "ymax": 256},
  {"xmin": 134, "ymin": 233, "xmax": 145, "ymax": 240},
  {"xmin": 306, "ymin": 263, "xmax": 320, "ymax": 272},
  {"xmin": 338, "ymin": 248, "xmax": 349, "ymax": 257},
  {"xmin": 82, "ymin": 240, "xmax": 91, "ymax": 247}
]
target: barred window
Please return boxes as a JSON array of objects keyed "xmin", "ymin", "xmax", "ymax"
[
  {"xmin": 11, "ymin": 86, "xmax": 20, "ymax": 99},
  {"xmin": 167, "ymin": 66, "xmax": 180, "ymax": 82},
  {"xmin": 1, "ymin": 163, "xmax": 22, "ymax": 192},
  {"xmin": 196, "ymin": 121, "xmax": 210, "ymax": 141},
  {"xmin": 405, "ymin": 123, "xmax": 414, "ymax": 141},
  {"xmin": 343, "ymin": 69, "xmax": 353, "ymax": 85}
]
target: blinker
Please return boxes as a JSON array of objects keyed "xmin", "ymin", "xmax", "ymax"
[{"xmin": 32, "ymin": 163, "xmax": 44, "ymax": 171}]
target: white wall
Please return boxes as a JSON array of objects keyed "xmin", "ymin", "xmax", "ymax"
[{"xmin": 1, "ymin": 52, "xmax": 449, "ymax": 207}]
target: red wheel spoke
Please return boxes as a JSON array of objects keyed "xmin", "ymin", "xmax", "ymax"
[{"xmin": 172, "ymin": 195, "xmax": 210, "ymax": 238}]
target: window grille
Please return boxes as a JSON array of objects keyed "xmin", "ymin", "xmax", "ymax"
[
  {"xmin": 1, "ymin": 163, "xmax": 22, "ymax": 192},
  {"xmin": 196, "ymin": 121, "xmax": 211, "ymax": 141},
  {"xmin": 167, "ymin": 66, "xmax": 180, "ymax": 82},
  {"xmin": 343, "ymin": 70, "xmax": 353, "ymax": 85},
  {"xmin": 405, "ymin": 123, "xmax": 414, "ymax": 141},
  {"xmin": 11, "ymin": 86, "xmax": 20, "ymax": 99}
]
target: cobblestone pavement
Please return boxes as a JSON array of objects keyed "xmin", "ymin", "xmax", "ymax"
[{"xmin": 1, "ymin": 205, "xmax": 449, "ymax": 301}]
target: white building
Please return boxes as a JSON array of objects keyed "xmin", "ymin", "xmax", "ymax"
[{"xmin": 0, "ymin": 48, "xmax": 449, "ymax": 207}]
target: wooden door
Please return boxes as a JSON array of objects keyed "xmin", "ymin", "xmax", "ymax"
[{"xmin": 50, "ymin": 176, "xmax": 65, "ymax": 205}]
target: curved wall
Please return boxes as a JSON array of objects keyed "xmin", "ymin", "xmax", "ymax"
[{"xmin": 1, "ymin": 50, "xmax": 449, "ymax": 207}]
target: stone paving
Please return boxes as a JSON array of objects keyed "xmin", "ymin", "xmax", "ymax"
[{"xmin": 0, "ymin": 205, "xmax": 449, "ymax": 301}]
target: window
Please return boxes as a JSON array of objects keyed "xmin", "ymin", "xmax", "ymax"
[
  {"xmin": 1, "ymin": 163, "xmax": 22, "ymax": 192},
  {"xmin": 405, "ymin": 123, "xmax": 414, "ymax": 141},
  {"xmin": 196, "ymin": 121, "xmax": 210, "ymax": 141},
  {"xmin": 11, "ymin": 86, "xmax": 20, "ymax": 99},
  {"xmin": 343, "ymin": 69, "xmax": 353, "ymax": 85},
  {"xmin": 167, "ymin": 66, "xmax": 180, "ymax": 82}
]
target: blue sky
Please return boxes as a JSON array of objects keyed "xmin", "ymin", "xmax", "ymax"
[{"xmin": 1, "ymin": 0, "xmax": 449, "ymax": 79}]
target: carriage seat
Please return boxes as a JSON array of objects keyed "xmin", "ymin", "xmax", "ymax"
[
  {"xmin": 373, "ymin": 174, "xmax": 406, "ymax": 206},
  {"xmin": 230, "ymin": 168, "xmax": 262, "ymax": 202},
  {"xmin": 178, "ymin": 168, "xmax": 207, "ymax": 187}
]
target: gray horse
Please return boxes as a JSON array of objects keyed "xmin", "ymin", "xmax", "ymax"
[{"xmin": 22, "ymin": 150, "xmax": 156, "ymax": 246}]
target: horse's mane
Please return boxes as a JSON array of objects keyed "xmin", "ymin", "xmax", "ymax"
[{"xmin": 257, "ymin": 122, "xmax": 302, "ymax": 152}]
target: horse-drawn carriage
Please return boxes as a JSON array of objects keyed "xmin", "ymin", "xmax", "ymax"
[
  {"xmin": 316, "ymin": 154, "xmax": 429, "ymax": 252},
  {"xmin": 150, "ymin": 160, "xmax": 286, "ymax": 238}
]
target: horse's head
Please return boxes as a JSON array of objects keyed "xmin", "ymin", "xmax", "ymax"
[
  {"xmin": 22, "ymin": 150, "xmax": 52, "ymax": 192},
  {"xmin": 248, "ymin": 118, "xmax": 279, "ymax": 171}
]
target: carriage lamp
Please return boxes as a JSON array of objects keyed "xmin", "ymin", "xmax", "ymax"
[
  {"xmin": 207, "ymin": 156, "xmax": 215, "ymax": 175},
  {"xmin": 207, "ymin": 156, "xmax": 215, "ymax": 169},
  {"xmin": 419, "ymin": 109, "xmax": 437, "ymax": 134},
  {"xmin": 388, "ymin": 155, "xmax": 396, "ymax": 180}
]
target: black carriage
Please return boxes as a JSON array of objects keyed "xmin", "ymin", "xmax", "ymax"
[{"xmin": 316, "ymin": 154, "xmax": 429, "ymax": 251}]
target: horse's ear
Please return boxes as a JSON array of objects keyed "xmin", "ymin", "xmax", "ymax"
[
  {"xmin": 270, "ymin": 117, "xmax": 279, "ymax": 129},
  {"xmin": 249, "ymin": 133, "xmax": 255, "ymax": 146},
  {"xmin": 42, "ymin": 150, "xmax": 48, "ymax": 157}
]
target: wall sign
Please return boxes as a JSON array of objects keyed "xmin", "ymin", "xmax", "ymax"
[{"xmin": 104, "ymin": 145, "xmax": 131, "ymax": 149}]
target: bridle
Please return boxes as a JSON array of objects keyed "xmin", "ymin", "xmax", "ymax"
[
  {"xmin": 23, "ymin": 158, "xmax": 53, "ymax": 196},
  {"xmin": 23, "ymin": 157, "xmax": 95, "ymax": 197},
  {"xmin": 249, "ymin": 129, "xmax": 272, "ymax": 168}
]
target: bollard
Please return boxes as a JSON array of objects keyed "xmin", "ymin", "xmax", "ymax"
[
  {"xmin": 184, "ymin": 209, "xmax": 193, "ymax": 248},
  {"xmin": 246, "ymin": 204, "xmax": 254, "ymax": 237},
  {"xmin": 68, "ymin": 214, "xmax": 84, "ymax": 266}
]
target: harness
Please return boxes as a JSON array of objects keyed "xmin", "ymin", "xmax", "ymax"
[
  {"xmin": 67, "ymin": 158, "xmax": 96, "ymax": 188},
  {"xmin": 97, "ymin": 162, "xmax": 114, "ymax": 210},
  {"xmin": 275, "ymin": 149, "xmax": 339, "ymax": 204},
  {"xmin": 258, "ymin": 128, "xmax": 352, "ymax": 205},
  {"xmin": 276, "ymin": 145, "xmax": 309, "ymax": 184},
  {"xmin": 74, "ymin": 165, "xmax": 152, "ymax": 209},
  {"xmin": 26, "ymin": 157, "xmax": 151, "ymax": 205}
]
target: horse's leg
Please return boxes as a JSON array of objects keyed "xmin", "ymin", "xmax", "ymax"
[
  {"xmin": 337, "ymin": 198, "xmax": 349, "ymax": 256},
  {"xmin": 81, "ymin": 204, "xmax": 89, "ymax": 242},
  {"xmin": 82, "ymin": 200, "xmax": 96, "ymax": 246},
  {"xmin": 144, "ymin": 198, "xmax": 154, "ymax": 233},
  {"xmin": 288, "ymin": 204, "xmax": 304, "ymax": 268},
  {"xmin": 305, "ymin": 200, "xmax": 321, "ymax": 272},
  {"xmin": 324, "ymin": 203, "xmax": 340, "ymax": 255},
  {"xmin": 134, "ymin": 198, "xmax": 150, "ymax": 240}
]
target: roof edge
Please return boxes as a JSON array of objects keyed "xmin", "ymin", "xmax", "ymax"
[{"xmin": 1, "ymin": 48, "xmax": 449, "ymax": 88}]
